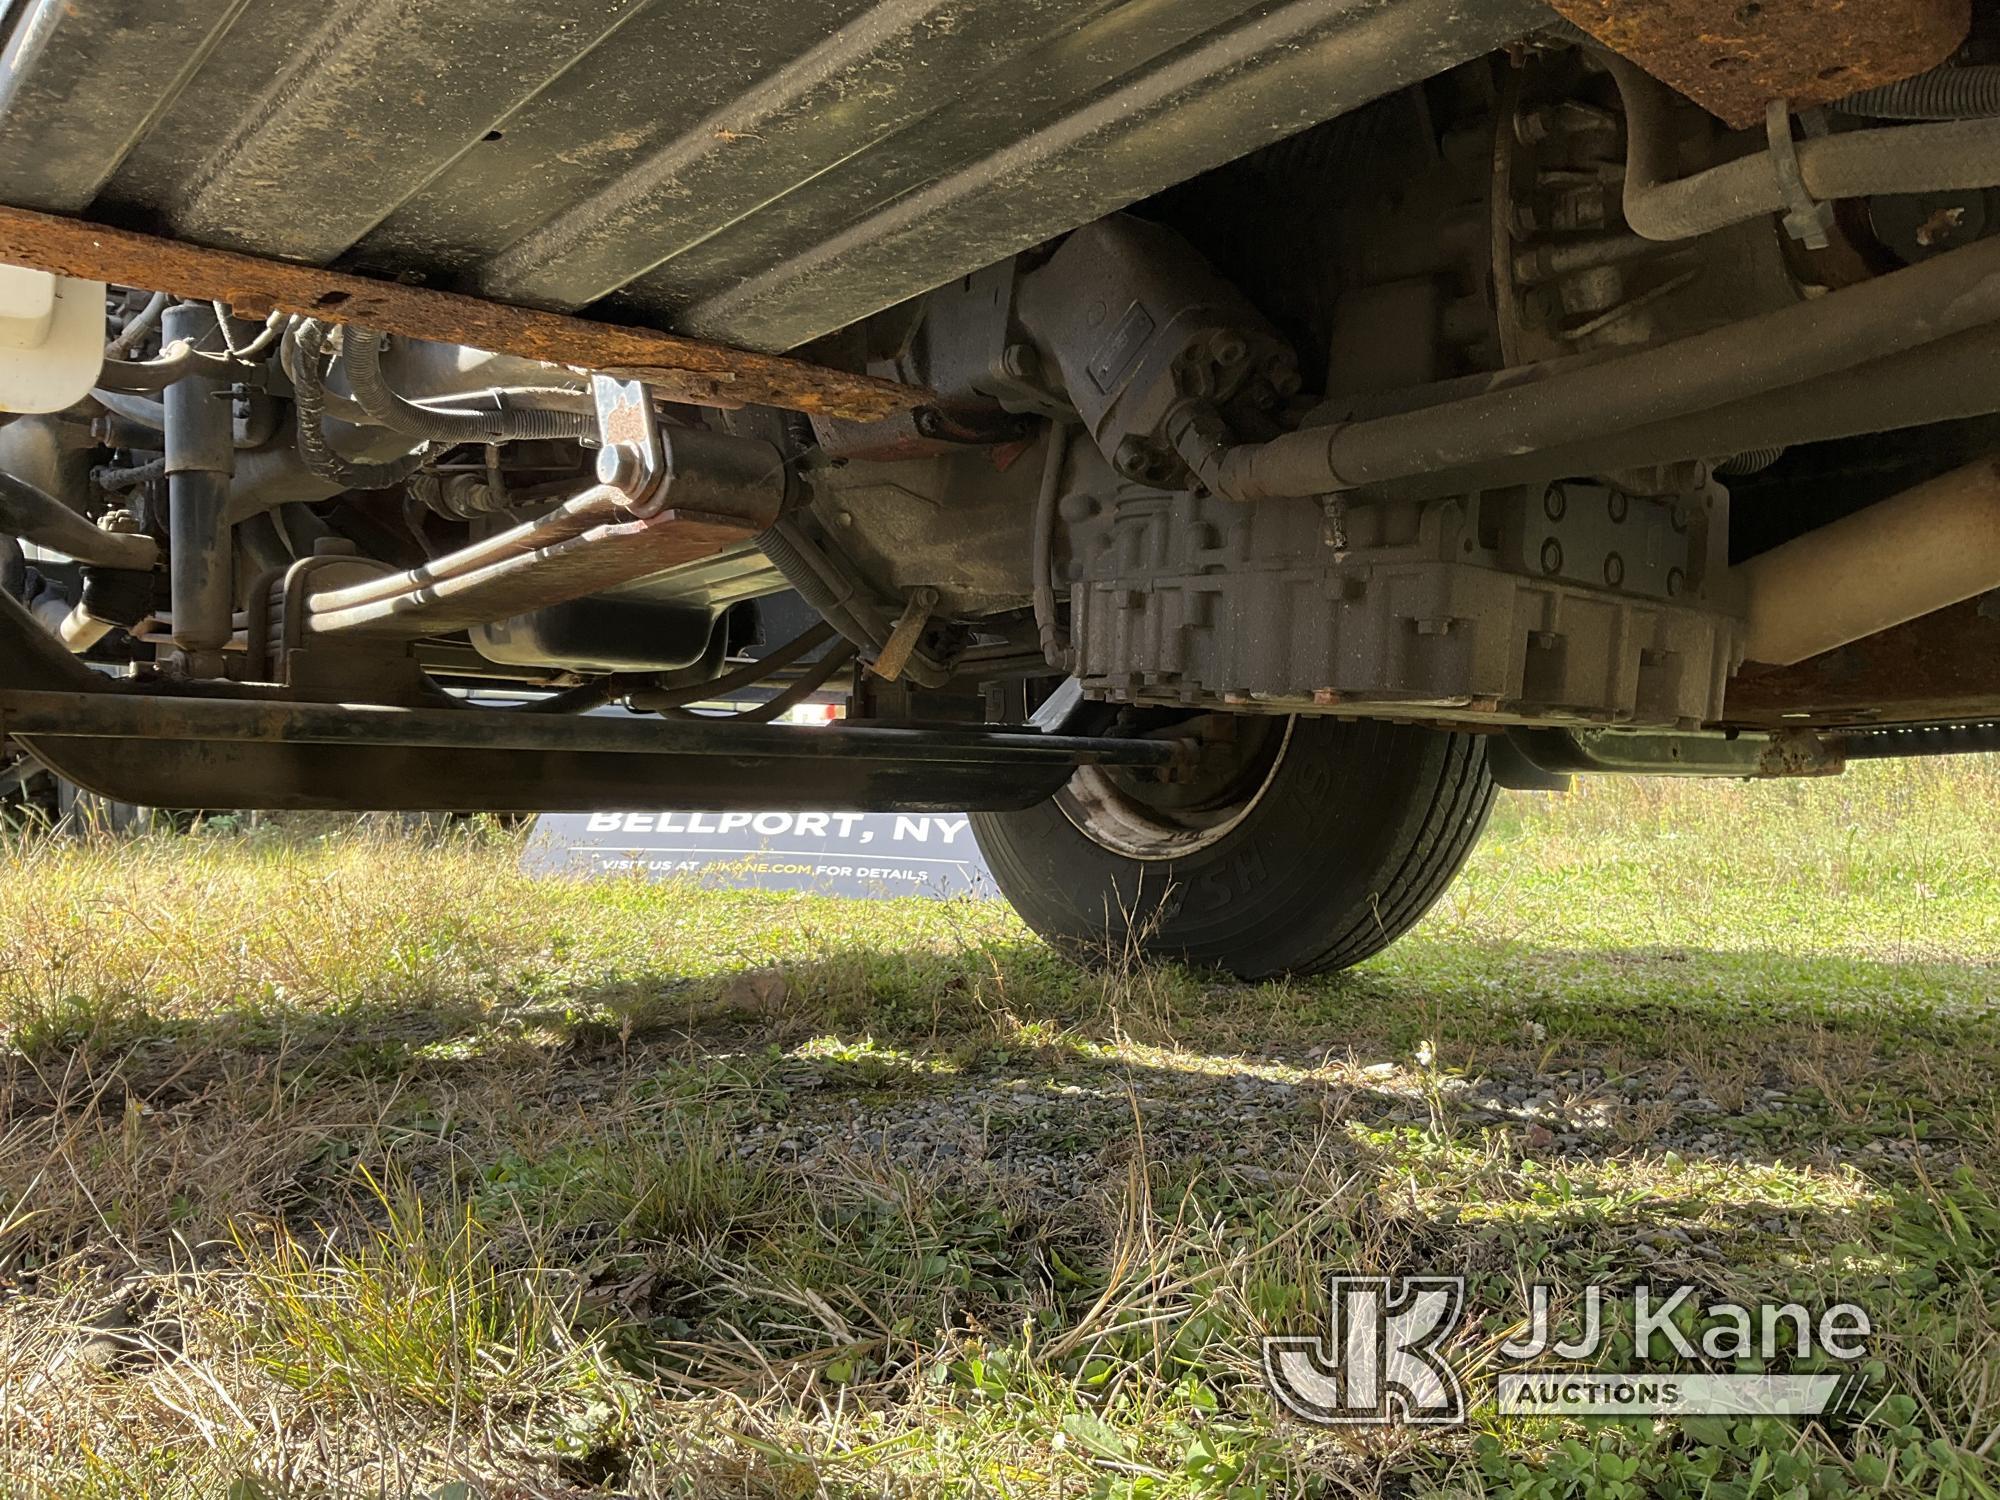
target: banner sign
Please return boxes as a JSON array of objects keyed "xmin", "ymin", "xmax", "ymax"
[{"xmin": 520, "ymin": 809, "xmax": 999, "ymax": 899}]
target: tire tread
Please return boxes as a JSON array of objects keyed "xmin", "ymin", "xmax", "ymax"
[{"xmin": 973, "ymin": 718, "xmax": 1496, "ymax": 980}]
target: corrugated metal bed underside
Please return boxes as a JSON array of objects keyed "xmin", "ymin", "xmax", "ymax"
[{"xmin": 0, "ymin": 0, "xmax": 1545, "ymax": 353}]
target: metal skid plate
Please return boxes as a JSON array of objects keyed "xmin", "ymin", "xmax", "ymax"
[
  {"xmin": 0, "ymin": 594, "xmax": 1176, "ymax": 814},
  {"xmin": 1066, "ymin": 482, "xmax": 1743, "ymax": 729}
]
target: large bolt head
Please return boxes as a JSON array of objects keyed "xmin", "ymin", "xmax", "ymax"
[
  {"xmin": 999, "ymin": 342, "xmax": 1040, "ymax": 380},
  {"xmin": 1113, "ymin": 436, "xmax": 1152, "ymax": 479}
]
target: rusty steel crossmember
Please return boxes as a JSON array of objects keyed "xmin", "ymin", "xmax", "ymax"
[
  {"xmin": 1548, "ymin": 0, "xmax": 1971, "ymax": 128},
  {"xmin": 0, "ymin": 202, "xmax": 926, "ymax": 421}
]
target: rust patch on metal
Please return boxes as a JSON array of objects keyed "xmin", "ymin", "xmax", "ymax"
[
  {"xmin": 1753, "ymin": 726, "xmax": 1845, "ymax": 777},
  {"xmin": 0, "ymin": 203, "xmax": 927, "ymax": 421},
  {"xmin": 1723, "ymin": 598, "xmax": 2000, "ymax": 727},
  {"xmin": 1547, "ymin": 0, "xmax": 1971, "ymax": 128}
]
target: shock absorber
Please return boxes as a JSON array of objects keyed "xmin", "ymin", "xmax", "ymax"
[{"xmin": 161, "ymin": 302, "xmax": 234, "ymax": 676}]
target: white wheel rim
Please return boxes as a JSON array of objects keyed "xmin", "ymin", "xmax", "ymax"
[{"xmin": 1055, "ymin": 717, "xmax": 1294, "ymax": 862}]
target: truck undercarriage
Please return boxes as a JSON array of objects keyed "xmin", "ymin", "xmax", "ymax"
[{"xmin": 2, "ymin": 0, "xmax": 1997, "ymax": 975}]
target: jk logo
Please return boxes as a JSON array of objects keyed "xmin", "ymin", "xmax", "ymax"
[{"xmin": 1262, "ymin": 1276, "xmax": 1467, "ymax": 1425}]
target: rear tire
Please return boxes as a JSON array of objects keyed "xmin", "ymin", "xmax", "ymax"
[{"xmin": 971, "ymin": 717, "xmax": 1494, "ymax": 979}]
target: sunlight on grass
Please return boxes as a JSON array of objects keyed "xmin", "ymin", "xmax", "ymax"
[
  {"xmin": 0, "ymin": 759, "xmax": 1993, "ymax": 1496},
  {"xmin": 235, "ymin": 1171, "xmax": 609, "ymax": 1413}
]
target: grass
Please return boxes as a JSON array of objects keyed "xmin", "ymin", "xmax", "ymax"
[{"xmin": 0, "ymin": 759, "xmax": 1994, "ymax": 1496}]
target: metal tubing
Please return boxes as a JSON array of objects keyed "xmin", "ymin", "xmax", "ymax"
[
  {"xmin": 161, "ymin": 302, "xmax": 234, "ymax": 670},
  {"xmin": 1608, "ymin": 54, "xmax": 2000, "ymax": 243},
  {"xmin": 1738, "ymin": 455, "xmax": 2000, "ymax": 666},
  {"xmin": 97, "ymin": 342, "xmax": 261, "ymax": 393},
  {"xmin": 300, "ymin": 464, "xmax": 777, "ymax": 638},
  {"xmin": 1362, "ymin": 321, "xmax": 2000, "ymax": 502},
  {"xmin": 305, "ymin": 508, "xmax": 765, "ymax": 639},
  {"xmin": 1191, "ymin": 231, "xmax": 2000, "ymax": 500},
  {"xmin": 305, "ymin": 487, "xmax": 625, "ymax": 616}
]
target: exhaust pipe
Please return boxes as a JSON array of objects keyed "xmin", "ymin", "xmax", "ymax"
[{"xmin": 1739, "ymin": 456, "xmax": 2000, "ymax": 666}]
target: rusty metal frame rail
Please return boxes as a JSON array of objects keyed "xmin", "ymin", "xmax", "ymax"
[
  {"xmin": 1547, "ymin": 0, "xmax": 1968, "ymax": 129},
  {"xmin": 0, "ymin": 202, "xmax": 925, "ymax": 420}
]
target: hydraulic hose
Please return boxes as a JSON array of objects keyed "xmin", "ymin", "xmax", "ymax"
[
  {"xmin": 506, "ymin": 675, "xmax": 647, "ymax": 715},
  {"xmin": 628, "ymin": 621, "xmax": 838, "ymax": 711},
  {"xmin": 754, "ymin": 518, "xmax": 954, "ymax": 688},
  {"xmin": 342, "ymin": 328, "xmax": 596, "ymax": 443},
  {"xmin": 213, "ymin": 304, "xmax": 288, "ymax": 360},
  {"xmin": 94, "ymin": 458, "xmax": 166, "ymax": 491},
  {"xmin": 1607, "ymin": 53, "xmax": 2000, "ymax": 243},
  {"xmin": 289, "ymin": 321, "xmax": 427, "ymax": 491},
  {"xmin": 654, "ymin": 641, "xmax": 859, "ymax": 722},
  {"xmin": 755, "ymin": 517, "xmax": 888, "ymax": 656},
  {"xmin": 1835, "ymin": 65, "xmax": 2000, "ymax": 121},
  {"xmin": 104, "ymin": 291, "xmax": 168, "ymax": 358}
]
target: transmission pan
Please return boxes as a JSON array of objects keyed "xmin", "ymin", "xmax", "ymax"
[{"xmin": 1067, "ymin": 483, "xmax": 1743, "ymax": 730}]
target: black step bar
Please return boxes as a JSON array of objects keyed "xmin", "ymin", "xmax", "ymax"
[{"xmin": 0, "ymin": 593, "xmax": 1180, "ymax": 814}]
